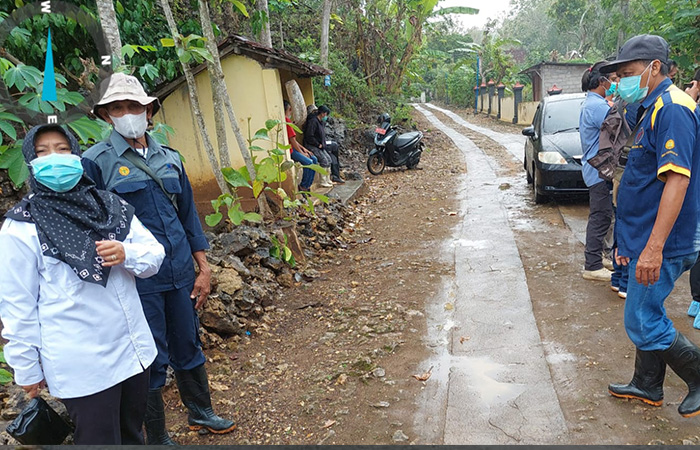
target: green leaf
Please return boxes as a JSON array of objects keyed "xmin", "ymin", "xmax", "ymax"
[
  {"xmin": 68, "ymin": 117, "xmax": 110, "ymax": 144},
  {"xmin": 249, "ymin": 145, "xmax": 267, "ymax": 152},
  {"xmin": 205, "ymin": 212, "xmax": 223, "ymax": 227},
  {"xmin": 160, "ymin": 37, "xmax": 175, "ymax": 47},
  {"xmin": 243, "ymin": 212, "xmax": 263, "ymax": 223},
  {"xmin": 278, "ymin": 143, "xmax": 291, "ymax": 150},
  {"xmin": 257, "ymin": 160, "xmax": 279, "ymax": 182},
  {"xmin": 226, "ymin": 0, "xmax": 250, "ymax": 16},
  {"xmin": 270, "ymin": 148, "xmax": 285, "ymax": 156},
  {"xmin": 0, "ymin": 350, "xmax": 6, "ymax": 363},
  {"xmin": 228, "ymin": 206, "xmax": 245, "ymax": 225},
  {"xmin": 139, "ymin": 64, "xmax": 159, "ymax": 81},
  {"xmin": 302, "ymin": 163, "xmax": 327, "ymax": 174},
  {"xmin": 0, "ymin": 368, "xmax": 12, "ymax": 385},
  {"xmin": 115, "ymin": 1, "xmax": 125, "ymax": 14},
  {"xmin": 306, "ymin": 191, "xmax": 330, "ymax": 203},
  {"xmin": 190, "ymin": 47, "xmax": 214, "ymax": 63},
  {"xmin": 253, "ymin": 128, "xmax": 270, "ymax": 141},
  {"xmin": 265, "ymin": 119, "xmax": 280, "ymax": 130},
  {"xmin": 280, "ymin": 160, "xmax": 294, "ymax": 172},
  {"xmin": 253, "ymin": 179, "xmax": 264, "ymax": 198},
  {"xmin": 286, "ymin": 122, "xmax": 302, "ymax": 133},
  {"xmin": 284, "ymin": 246, "xmax": 292, "ymax": 261},
  {"xmin": 222, "ymin": 167, "xmax": 252, "ymax": 188},
  {"xmin": 0, "ymin": 120, "xmax": 17, "ymax": 140}
]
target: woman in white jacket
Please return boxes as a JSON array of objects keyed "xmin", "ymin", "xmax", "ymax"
[{"xmin": 0, "ymin": 124, "xmax": 165, "ymax": 444}]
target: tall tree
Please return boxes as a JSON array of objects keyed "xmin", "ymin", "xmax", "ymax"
[
  {"xmin": 320, "ymin": 0, "xmax": 331, "ymax": 67},
  {"xmin": 95, "ymin": 0, "xmax": 122, "ymax": 61},
  {"xmin": 197, "ymin": 0, "xmax": 273, "ymax": 218},
  {"xmin": 158, "ymin": 0, "xmax": 227, "ymax": 195},
  {"xmin": 256, "ymin": 0, "xmax": 272, "ymax": 47}
]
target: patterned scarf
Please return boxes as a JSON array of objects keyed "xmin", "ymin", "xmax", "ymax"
[{"xmin": 4, "ymin": 125, "xmax": 134, "ymax": 287}]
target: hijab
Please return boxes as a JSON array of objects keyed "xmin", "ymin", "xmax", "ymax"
[{"xmin": 4, "ymin": 124, "xmax": 135, "ymax": 287}]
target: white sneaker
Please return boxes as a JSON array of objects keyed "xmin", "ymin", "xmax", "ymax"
[
  {"xmin": 618, "ymin": 291, "xmax": 627, "ymax": 299},
  {"xmin": 603, "ymin": 258, "xmax": 614, "ymax": 271},
  {"xmin": 582, "ymin": 268, "xmax": 612, "ymax": 281},
  {"xmin": 611, "ymin": 285, "xmax": 620, "ymax": 292}
]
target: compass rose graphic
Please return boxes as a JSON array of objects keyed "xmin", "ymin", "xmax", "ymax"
[{"xmin": 0, "ymin": 1, "xmax": 114, "ymax": 125}]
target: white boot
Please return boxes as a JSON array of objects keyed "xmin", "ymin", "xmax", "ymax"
[{"xmin": 320, "ymin": 168, "xmax": 333, "ymax": 188}]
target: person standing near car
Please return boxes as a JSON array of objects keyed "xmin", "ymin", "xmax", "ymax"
[
  {"xmin": 601, "ymin": 34, "xmax": 700, "ymax": 418},
  {"xmin": 579, "ymin": 61, "xmax": 615, "ymax": 282},
  {"xmin": 82, "ymin": 73, "xmax": 235, "ymax": 443}
]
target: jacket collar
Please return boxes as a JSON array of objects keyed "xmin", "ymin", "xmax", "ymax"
[
  {"xmin": 641, "ymin": 77, "xmax": 672, "ymax": 110},
  {"xmin": 108, "ymin": 130, "xmax": 162, "ymax": 157}
]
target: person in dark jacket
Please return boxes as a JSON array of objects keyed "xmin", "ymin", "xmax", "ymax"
[
  {"xmin": 82, "ymin": 73, "xmax": 235, "ymax": 444},
  {"xmin": 303, "ymin": 105, "xmax": 333, "ymax": 187}
]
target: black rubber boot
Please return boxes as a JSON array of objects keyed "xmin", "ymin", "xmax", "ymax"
[
  {"xmin": 175, "ymin": 365, "xmax": 236, "ymax": 434},
  {"xmin": 608, "ymin": 348, "xmax": 666, "ymax": 406},
  {"xmin": 659, "ymin": 332, "xmax": 700, "ymax": 417},
  {"xmin": 145, "ymin": 388, "xmax": 177, "ymax": 445}
]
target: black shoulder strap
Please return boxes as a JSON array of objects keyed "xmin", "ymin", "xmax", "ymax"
[{"xmin": 122, "ymin": 150, "xmax": 179, "ymax": 212}]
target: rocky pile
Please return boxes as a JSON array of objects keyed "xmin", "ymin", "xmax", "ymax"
[{"xmin": 198, "ymin": 198, "xmax": 358, "ymax": 346}]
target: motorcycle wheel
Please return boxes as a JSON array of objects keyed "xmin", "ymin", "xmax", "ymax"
[
  {"xmin": 367, "ymin": 153, "xmax": 386, "ymax": 175},
  {"xmin": 406, "ymin": 154, "xmax": 421, "ymax": 169}
]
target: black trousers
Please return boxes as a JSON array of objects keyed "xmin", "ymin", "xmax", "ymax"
[
  {"xmin": 585, "ymin": 181, "xmax": 613, "ymax": 270},
  {"xmin": 62, "ymin": 368, "xmax": 150, "ymax": 445},
  {"xmin": 326, "ymin": 141, "xmax": 341, "ymax": 178},
  {"xmin": 691, "ymin": 255, "xmax": 700, "ymax": 302}
]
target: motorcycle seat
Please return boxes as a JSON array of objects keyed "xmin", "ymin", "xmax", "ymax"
[{"xmin": 394, "ymin": 131, "xmax": 422, "ymax": 149}]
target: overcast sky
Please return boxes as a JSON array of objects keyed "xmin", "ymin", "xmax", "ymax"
[{"xmin": 438, "ymin": 0, "xmax": 512, "ymax": 29}]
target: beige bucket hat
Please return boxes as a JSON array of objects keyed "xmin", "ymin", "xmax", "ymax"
[{"xmin": 93, "ymin": 72, "xmax": 160, "ymax": 118}]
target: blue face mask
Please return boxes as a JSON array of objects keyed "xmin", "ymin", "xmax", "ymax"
[
  {"xmin": 617, "ymin": 63, "xmax": 653, "ymax": 104},
  {"xmin": 605, "ymin": 82, "xmax": 617, "ymax": 97},
  {"xmin": 322, "ymin": 115, "xmax": 329, "ymax": 122},
  {"xmin": 30, "ymin": 153, "xmax": 84, "ymax": 192}
]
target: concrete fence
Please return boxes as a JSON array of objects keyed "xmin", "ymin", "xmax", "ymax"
[{"xmin": 473, "ymin": 83, "xmax": 538, "ymax": 126}]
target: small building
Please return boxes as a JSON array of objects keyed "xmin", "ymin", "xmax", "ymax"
[
  {"xmin": 520, "ymin": 62, "xmax": 590, "ymax": 102},
  {"xmin": 152, "ymin": 35, "xmax": 330, "ymax": 211}
]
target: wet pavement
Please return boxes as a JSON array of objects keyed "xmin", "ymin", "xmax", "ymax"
[
  {"xmin": 410, "ymin": 103, "xmax": 699, "ymax": 445},
  {"xmin": 412, "ymin": 104, "xmax": 568, "ymax": 443}
]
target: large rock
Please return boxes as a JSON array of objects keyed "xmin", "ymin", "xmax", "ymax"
[
  {"xmin": 200, "ymin": 296, "xmax": 243, "ymax": 336},
  {"xmin": 215, "ymin": 267, "xmax": 243, "ymax": 295}
]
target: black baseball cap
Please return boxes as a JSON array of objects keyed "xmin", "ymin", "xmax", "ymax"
[{"xmin": 600, "ymin": 34, "xmax": 669, "ymax": 74}]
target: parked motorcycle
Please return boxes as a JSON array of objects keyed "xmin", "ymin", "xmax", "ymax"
[{"xmin": 367, "ymin": 113, "xmax": 424, "ymax": 175}]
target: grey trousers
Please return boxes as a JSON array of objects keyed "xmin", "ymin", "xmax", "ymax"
[
  {"xmin": 310, "ymin": 146, "xmax": 332, "ymax": 168},
  {"xmin": 585, "ymin": 181, "xmax": 613, "ymax": 271}
]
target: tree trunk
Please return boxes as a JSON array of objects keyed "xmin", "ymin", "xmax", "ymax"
[
  {"xmin": 256, "ymin": 0, "xmax": 273, "ymax": 47},
  {"xmin": 279, "ymin": 20, "xmax": 284, "ymax": 49},
  {"xmin": 95, "ymin": 0, "xmax": 122, "ymax": 62},
  {"xmin": 616, "ymin": 0, "xmax": 629, "ymax": 58},
  {"xmin": 158, "ymin": 0, "xmax": 227, "ymax": 195},
  {"xmin": 197, "ymin": 0, "xmax": 274, "ymax": 219},
  {"xmin": 320, "ymin": 0, "xmax": 332, "ymax": 68}
]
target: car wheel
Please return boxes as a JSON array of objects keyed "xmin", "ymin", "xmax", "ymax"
[
  {"xmin": 525, "ymin": 157, "xmax": 533, "ymax": 184},
  {"xmin": 532, "ymin": 165, "xmax": 547, "ymax": 204}
]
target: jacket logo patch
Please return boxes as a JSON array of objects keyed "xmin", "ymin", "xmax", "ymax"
[
  {"xmin": 119, "ymin": 166, "xmax": 130, "ymax": 176},
  {"xmin": 634, "ymin": 128, "xmax": 644, "ymax": 145},
  {"xmin": 665, "ymin": 139, "xmax": 675, "ymax": 150}
]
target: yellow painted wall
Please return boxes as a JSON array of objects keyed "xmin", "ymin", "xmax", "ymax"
[
  {"xmin": 494, "ymin": 97, "xmax": 537, "ymax": 125},
  {"xmin": 153, "ymin": 55, "xmax": 291, "ymax": 203}
]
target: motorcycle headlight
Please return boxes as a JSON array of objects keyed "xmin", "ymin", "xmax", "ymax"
[{"xmin": 538, "ymin": 151, "xmax": 567, "ymax": 165}]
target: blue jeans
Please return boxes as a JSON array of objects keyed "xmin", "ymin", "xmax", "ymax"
[
  {"xmin": 611, "ymin": 244, "xmax": 629, "ymax": 292},
  {"xmin": 290, "ymin": 151, "xmax": 318, "ymax": 190},
  {"xmin": 624, "ymin": 252, "xmax": 699, "ymax": 351}
]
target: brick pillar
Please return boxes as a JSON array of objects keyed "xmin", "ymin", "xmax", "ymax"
[
  {"xmin": 497, "ymin": 83, "xmax": 505, "ymax": 119},
  {"xmin": 487, "ymin": 80, "xmax": 495, "ymax": 116},
  {"xmin": 480, "ymin": 82, "xmax": 486, "ymax": 113},
  {"xmin": 513, "ymin": 82, "xmax": 524, "ymax": 125}
]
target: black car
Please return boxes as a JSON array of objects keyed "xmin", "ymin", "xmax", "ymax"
[{"xmin": 522, "ymin": 93, "xmax": 588, "ymax": 204}]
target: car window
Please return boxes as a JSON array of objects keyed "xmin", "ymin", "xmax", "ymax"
[{"xmin": 542, "ymin": 98, "xmax": 584, "ymax": 135}]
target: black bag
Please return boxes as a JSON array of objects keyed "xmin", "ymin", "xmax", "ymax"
[{"xmin": 6, "ymin": 396, "xmax": 71, "ymax": 444}]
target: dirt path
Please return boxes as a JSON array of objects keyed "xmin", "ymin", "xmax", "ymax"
[{"xmin": 165, "ymin": 112, "xmax": 465, "ymax": 444}]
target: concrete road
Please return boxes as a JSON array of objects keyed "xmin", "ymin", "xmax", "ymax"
[{"xmin": 412, "ymin": 104, "xmax": 569, "ymax": 444}]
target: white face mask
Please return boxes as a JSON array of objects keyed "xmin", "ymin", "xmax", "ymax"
[{"xmin": 110, "ymin": 111, "xmax": 148, "ymax": 139}]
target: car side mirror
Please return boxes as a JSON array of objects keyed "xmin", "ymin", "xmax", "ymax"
[{"xmin": 522, "ymin": 126, "xmax": 537, "ymax": 138}]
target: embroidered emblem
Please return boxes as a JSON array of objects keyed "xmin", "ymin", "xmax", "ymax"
[
  {"xmin": 665, "ymin": 139, "xmax": 675, "ymax": 150},
  {"xmin": 634, "ymin": 128, "xmax": 644, "ymax": 145},
  {"xmin": 119, "ymin": 166, "xmax": 130, "ymax": 176},
  {"xmin": 79, "ymin": 269, "xmax": 89, "ymax": 278}
]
